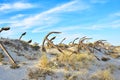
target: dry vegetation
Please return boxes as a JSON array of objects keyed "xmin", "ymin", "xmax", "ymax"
[
  {"xmin": 26, "ymin": 32, "xmax": 120, "ymax": 80},
  {"xmin": 0, "ymin": 27, "xmax": 120, "ymax": 80},
  {"xmin": 90, "ymin": 69, "xmax": 114, "ymax": 80}
]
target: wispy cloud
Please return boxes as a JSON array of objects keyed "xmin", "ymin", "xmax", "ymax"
[
  {"xmin": 82, "ymin": 20, "xmax": 120, "ymax": 30},
  {"xmin": 0, "ymin": 2, "xmax": 35, "ymax": 12},
  {"xmin": 0, "ymin": 0, "xmax": 120, "ymax": 45},
  {"xmin": 83, "ymin": 11, "xmax": 120, "ymax": 30},
  {"xmin": 114, "ymin": 12, "xmax": 120, "ymax": 17},
  {"xmin": 1, "ymin": 0, "xmax": 91, "ymax": 38},
  {"xmin": 110, "ymin": 12, "xmax": 120, "ymax": 17},
  {"xmin": 32, "ymin": 26, "xmax": 81, "ymax": 33},
  {"xmin": 45, "ymin": 0, "xmax": 90, "ymax": 13},
  {"xmin": 8, "ymin": 0, "xmax": 90, "ymax": 30},
  {"xmin": 10, "ymin": 14, "xmax": 25, "ymax": 20},
  {"xmin": 0, "ymin": 27, "xmax": 26, "ymax": 39}
]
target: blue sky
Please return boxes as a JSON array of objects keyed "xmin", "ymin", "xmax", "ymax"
[{"xmin": 0, "ymin": 0, "xmax": 120, "ymax": 45}]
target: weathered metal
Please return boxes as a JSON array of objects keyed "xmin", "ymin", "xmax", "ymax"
[
  {"xmin": 0, "ymin": 27, "xmax": 10, "ymax": 32},
  {"xmin": 19, "ymin": 32, "xmax": 26, "ymax": 40},
  {"xmin": 41, "ymin": 32, "xmax": 61, "ymax": 52},
  {"xmin": 0, "ymin": 42, "xmax": 18, "ymax": 68}
]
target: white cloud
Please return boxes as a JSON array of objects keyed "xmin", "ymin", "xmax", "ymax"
[
  {"xmin": 0, "ymin": 2, "xmax": 35, "ymax": 12},
  {"xmin": 110, "ymin": 20, "xmax": 120, "ymax": 28},
  {"xmin": 32, "ymin": 26, "xmax": 81, "ymax": 33},
  {"xmin": 45, "ymin": 0, "xmax": 90, "ymax": 13},
  {"xmin": 0, "ymin": 27, "xmax": 26, "ymax": 38},
  {"xmin": 53, "ymin": 26, "xmax": 80, "ymax": 32},
  {"xmin": 10, "ymin": 15, "xmax": 60, "ymax": 29},
  {"xmin": 82, "ymin": 11, "xmax": 120, "ymax": 30},
  {"xmin": 10, "ymin": 14, "xmax": 25, "ymax": 20},
  {"xmin": 111, "ymin": 12, "xmax": 120, "ymax": 17},
  {"xmin": 85, "ymin": 19, "xmax": 120, "ymax": 30},
  {"xmin": 115, "ymin": 12, "xmax": 120, "ymax": 16},
  {"xmin": 9, "ymin": 0, "xmax": 90, "ymax": 29}
]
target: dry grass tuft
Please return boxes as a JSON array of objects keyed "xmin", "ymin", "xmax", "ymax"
[
  {"xmin": 76, "ymin": 53, "xmax": 94, "ymax": 62},
  {"xmin": 110, "ymin": 54, "xmax": 120, "ymax": 58},
  {"xmin": 57, "ymin": 52, "xmax": 95, "ymax": 64},
  {"xmin": 90, "ymin": 69, "xmax": 114, "ymax": 80},
  {"xmin": 55, "ymin": 51, "xmax": 95, "ymax": 70},
  {"xmin": 28, "ymin": 68, "xmax": 54, "ymax": 80},
  {"xmin": 37, "ymin": 54, "xmax": 49, "ymax": 68},
  {"xmin": 106, "ymin": 63, "xmax": 118, "ymax": 73},
  {"xmin": 64, "ymin": 73, "xmax": 78, "ymax": 80}
]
